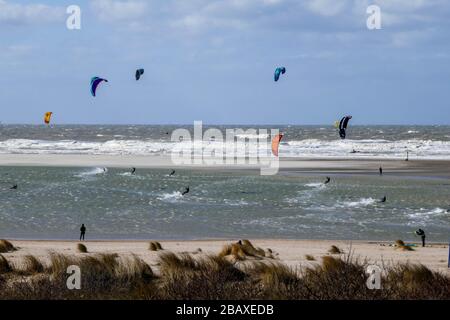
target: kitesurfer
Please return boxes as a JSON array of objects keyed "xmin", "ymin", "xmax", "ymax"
[
  {"xmin": 131, "ymin": 167, "xmax": 136, "ymax": 175},
  {"xmin": 80, "ymin": 224, "xmax": 86, "ymax": 241},
  {"xmin": 324, "ymin": 177, "xmax": 331, "ymax": 184},
  {"xmin": 182, "ymin": 186, "xmax": 190, "ymax": 196},
  {"xmin": 415, "ymin": 229, "xmax": 426, "ymax": 247},
  {"xmin": 169, "ymin": 170, "xmax": 176, "ymax": 176},
  {"xmin": 379, "ymin": 167, "xmax": 383, "ymax": 175},
  {"xmin": 10, "ymin": 184, "xmax": 18, "ymax": 190},
  {"xmin": 380, "ymin": 196, "xmax": 386, "ymax": 203}
]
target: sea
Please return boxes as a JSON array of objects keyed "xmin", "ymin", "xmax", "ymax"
[{"xmin": 0, "ymin": 124, "xmax": 449, "ymax": 241}]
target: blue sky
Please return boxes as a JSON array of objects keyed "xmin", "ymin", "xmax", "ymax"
[{"xmin": 1, "ymin": 0, "xmax": 449, "ymax": 125}]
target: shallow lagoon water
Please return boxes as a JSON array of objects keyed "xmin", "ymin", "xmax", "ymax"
[{"xmin": 0, "ymin": 166, "xmax": 449, "ymax": 241}]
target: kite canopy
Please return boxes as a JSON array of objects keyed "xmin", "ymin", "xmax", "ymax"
[
  {"xmin": 90, "ymin": 77, "xmax": 108, "ymax": 97},
  {"xmin": 338, "ymin": 116, "xmax": 352, "ymax": 139},
  {"xmin": 44, "ymin": 112, "xmax": 53, "ymax": 125},
  {"xmin": 271, "ymin": 133, "xmax": 284, "ymax": 157},
  {"xmin": 274, "ymin": 67, "xmax": 286, "ymax": 82},
  {"xmin": 135, "ymin": 69, "xmax": 144, "ymax": 81}
]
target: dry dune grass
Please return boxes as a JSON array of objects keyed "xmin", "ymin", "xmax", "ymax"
[
  {"xmin": 328, "ymin": 245, "xmax": 342, "ymax": 254},
  {"xmin": 22, "ymin": 255, "xmax": 45, "ymax": 274},
  {"xmin": 0, "ymin": 240, "xmax": 16, "ymax": 253},
  {"xmin": 0, "ymin": 244, "xmax": 449, "ymax": 299},
  {"xmin": 305, "ymin": 254, "xmax": 315, "ymax": 261},
  {"xmin": 149, "ymin": 241, "xmax": 163, "ymax": 251},
  {"xmin": 218, "ymin": 240, "xmax": 274, "ymax": 261},
  {"xmin": 77, "ymin": 243, "xmax": 88, "ymax": 253},
  {"xmin": 0, "ymin": 254, "xmax": 12, "ymax": 274}
]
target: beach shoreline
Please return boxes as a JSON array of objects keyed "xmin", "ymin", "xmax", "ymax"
[
  {"xmin": 1, "ymin": 154, "xmax": 450, "ymax": 178},
  {"xmin": 2, "ymin": 239, "xmax": 449, "ymax": 275}
]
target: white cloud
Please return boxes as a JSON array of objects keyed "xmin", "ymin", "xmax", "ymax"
[
  {"xmin": 91, "ymin": 0, "xmax": 148, "ymax": 22},
  {"xmin": 0, "ymin": 0, "xmax": 64, "ymax": 24}
]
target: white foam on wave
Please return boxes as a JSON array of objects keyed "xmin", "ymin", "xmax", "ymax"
[
  {"xmin": 157, "ymin": 191, "xmax": 183, "ymax": 202},
  {"xmin": 2, "ymin": 137, "xmax": 450, "ymax": 160},
  {"xmin": 305, "ymin": 182, "xmax": 325, "ymax": 188},
  {"xmin": 76, "ymin": 167, "xmax": 107, "ymax": 177},
  {"xmin": 340, "ymin": 198, "xmax": 377, "ymax": 208},
  {"xmin": 407, "ymin": 208, "xmax": 449, "ymax": 220}
]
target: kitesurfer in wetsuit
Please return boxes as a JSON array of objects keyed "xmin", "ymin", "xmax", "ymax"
[
  {"xmin": 10, "ymin": 184, "xmax": 18, "ymax": 190},
  {"xmin": 131, "ymin": 167, "xmax": 136, "ymax": 175},
  {"xmin": 380, "ymin": 196, "xmax": 386, "ymax": 203},
  {"xmin": 182, "ymin": 186, "xmax": 190, "ymax": 196},
  {"xmin": 379, "ymin": 167, "xmax": 383, "ymax": 175},
  {"xmin": 324, "ymin": 177, "xmax": 331, "ymax": 184},
  {"xmin": 415, "ymin": 229, "xmax": 426, "ymax": 247},
  {"xmin": 80, "ymin": 224, "xmax": 86, "ymax": 241},
  {"xmin": 169, "ymin": 170, "xmax": 176, "ymax": 176}
]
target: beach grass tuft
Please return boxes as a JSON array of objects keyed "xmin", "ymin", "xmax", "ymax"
[
  {"xmin": 0, "ymin": 254, "xmax": 13, "ymax": 274},
  {"xmin": 305, "ymin": 254, "xmax": 315, "ymax": 261},
  {"xmin": 22, "ymin": 255, "xmax": 45, "ymax": 274},
  {"xmin": 149, "ymin": 241, "xmax": 163, "ymax": 251},
  {"xmin": 328, "ymin": 245, "xmax": 342, "ymax": 254},
  {"xmin": 218, "ymin": 240, "xmax": 268, "ymax": 261},
  {"xmin": 77, "ymin": 243, "xmax": 88, "ymax": 253},
  {"xmin": 0, "ymin": 240, "xmax": 16, "ymax": 253}
]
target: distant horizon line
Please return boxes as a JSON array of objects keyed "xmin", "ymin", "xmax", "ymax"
[{"xmin": 0, "ymin": 123, "xmax": 449, "ymax": 127}]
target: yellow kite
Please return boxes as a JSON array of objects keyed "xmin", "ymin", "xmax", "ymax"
[{"xmin": 44, "ymin": 112, "xmax": 53, "ymax": 125}]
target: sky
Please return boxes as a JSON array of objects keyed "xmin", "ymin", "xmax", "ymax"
[{"xmin": 0, "ymin": 0, "xmax": 449, "ymax": 125}]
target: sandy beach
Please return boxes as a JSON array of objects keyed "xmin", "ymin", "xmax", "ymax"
[
  {"xmin": 2, "ymin": 154, "xmax": 450, "ymax": 178},
  {"xmin": 3, "ymin": 239, "xmax": 449, "ymax": 275}
]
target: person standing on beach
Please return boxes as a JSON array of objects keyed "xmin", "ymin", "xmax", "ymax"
[
  {"xmin": 379, "ymin": 167, "xmax": 383, "ymax": 175},
  {"xmin": 415, "ymin": 229, "xmax": 426, "ymax": 247},
  {"xmin": 80, "ymin": 224, "xmax": 86, "ymax": 241}
]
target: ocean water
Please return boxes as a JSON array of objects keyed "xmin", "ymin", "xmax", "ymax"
[
  {"xmin": 0, "ymin": 166, "xmax": 449, "ymax": 241},
  {"xmin": 1, "ymin": 124, "xmax": 450, "ymax": 159}
]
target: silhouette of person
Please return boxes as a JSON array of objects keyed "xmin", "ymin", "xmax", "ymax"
[
  {"xmin": 324, "ymin": 177, "xmax": 331, "ymax": 184},
  {"xmin": 10, "ymin": 184, "xmax": 18, "ymax": 190},
  {"xmin": 169, "ymin": 170, "xmax": 176, "ymax": 176},
  {"xmin": 80, "ymin": 224, "xmax": 86, "ymax": 241},
  {"xmin": 182, "ymin": 186, "xmax": 190, "ymax": 196},
  {"xmin": 379, "ymin": 167, "xmax": 383, "ymax": 175},
  {"xmin": 131, "ymin": 167, "xmax": 136, "ymax": 175},
  {"xmin": 416, "ymin": 229, "xmax": 426, "ymax": 247},
  {"xmin": 380, "ymin": 196, "xmax": 386, "ymax": 203}
]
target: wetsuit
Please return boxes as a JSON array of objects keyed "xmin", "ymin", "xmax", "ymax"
[{"xmin": 80, "ymin": 224, "xmax": 86, "ymax": 241}]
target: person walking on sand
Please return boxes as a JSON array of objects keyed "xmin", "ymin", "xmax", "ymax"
[
  {"xmin": 415, "ymin": 229, "xmax": 426, "ymax": 247},
  {"xmin": 80, "ymin": 224, "xmax": 86, "ymax": 241},
  {"xmin": 379, "ymin": 166, "xmax": 383, "ymax": 175}
]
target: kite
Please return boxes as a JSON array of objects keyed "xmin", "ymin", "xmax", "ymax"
[
  {"xmin": 44, "ymin": 112, "xmax": 53, "ymax": 125},
  {"xmin": 274, "ymin": 67, "xmax": 286, "ymax": 82},
  {"xmin": 90, "ymin": 77, "xmax": 108, "ymax": 97},
  {"xmin": 271, "ymin": 133, "xmax": 284, "ymax": 156}
]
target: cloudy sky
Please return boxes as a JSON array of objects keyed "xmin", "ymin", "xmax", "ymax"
[{"xmin": 1, "ymin": 0, "xmax": 449, "ymax": 125}]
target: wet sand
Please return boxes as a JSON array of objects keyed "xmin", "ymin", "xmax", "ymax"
[{"xmin": 1, "ymin": 154, "xmax": 450, "ymax": 178}]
